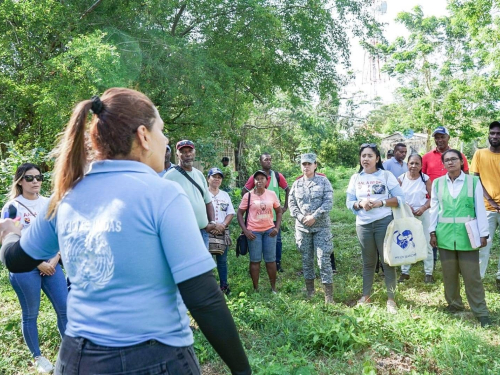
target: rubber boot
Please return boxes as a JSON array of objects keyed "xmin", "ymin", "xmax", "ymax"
[
  {"xmin": 323, "ymin": 283, "xmax": 333, "ymax": 304},
  {"xmin": 305, "ymin": 279, "xmax": 315, "ymax": 299}
]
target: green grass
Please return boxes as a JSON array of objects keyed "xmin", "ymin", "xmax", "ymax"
[{"xmin": 1, "ymin": 174, "xmax": 499, "ymax": 374}]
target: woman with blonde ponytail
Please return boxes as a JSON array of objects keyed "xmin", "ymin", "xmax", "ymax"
[{"xmin": 0, "ymin": 88, "xmax": 251, "ymax": 375}]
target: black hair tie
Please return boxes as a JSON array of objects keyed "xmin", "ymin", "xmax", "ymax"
[{"xmin": 91, "ymin": 95, "xmax": 104, "ymax": 115}]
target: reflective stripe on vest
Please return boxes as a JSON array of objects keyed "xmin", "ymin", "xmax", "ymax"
[
  {"xmin": 435, "ymin": 174, "xmax": 477, "ymax": 250},
  {"xmin": 437, "ymin": 174, "xmax": 474, "ymax": 224}
]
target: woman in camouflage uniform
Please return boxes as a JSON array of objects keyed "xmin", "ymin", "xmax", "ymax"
[{"xmin": 289, "ymin": 153, "xmax": 334, "ymax": 303}]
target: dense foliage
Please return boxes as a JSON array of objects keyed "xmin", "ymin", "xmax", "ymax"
[{"xmin": 0, "ymin": 0, "xmax": 379, "ymax": 189}]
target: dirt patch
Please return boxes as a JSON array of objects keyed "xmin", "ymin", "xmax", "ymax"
[
  {"xmin": 374, "ymin": 352, "xmax": 416, "ymax": 374},
  {"xmin": 201, "ymin": 362, "xmax": 227, "ymax": 375}
]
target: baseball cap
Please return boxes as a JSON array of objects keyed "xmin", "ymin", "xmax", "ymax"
[
  {"xmin": 387, "ymin": 150, "xmax": 394, "ymax": 156},
  {"xmin": 176, "ymin": 140, "xmax": 195, "ymax": 150},
  {"xmin": 300, "ymin": 153, "xmax": 317, "ymax": 164},
  {"xmin": 207, "ymin": 167, "xmax": 224, "ymax": 178},
  {"xmin": 253, "ymin": 170, "xmax": 267, "ymax": 179},
  {"xmin": 431, "ymin": 126, "xmax": 449, "ymax": 137}
]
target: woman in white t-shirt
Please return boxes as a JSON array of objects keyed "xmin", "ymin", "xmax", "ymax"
[
  {"xmin": 397, "ymin": 153, "xmax": 434, "ymax": 283},
  {"xmin": 207, "ymin": 167, "xmax": 235, "ymax": 295},
  {"xmin": 1, "ymin": 163, "xmax": 68, "ymax": 373},
  {"xmin": 346, "ymin": 144, "xmax": 405, "ymax": 314}
]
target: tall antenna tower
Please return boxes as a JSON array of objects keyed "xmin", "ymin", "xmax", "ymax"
[{"xmin": 362, "ymin": 0, "xmax": 388, "ymax": 98}]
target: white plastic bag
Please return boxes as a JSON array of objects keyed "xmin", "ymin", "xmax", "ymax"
[{"xmin": 383, "ymin": 203, "xmax": 428, "ymax": 267}]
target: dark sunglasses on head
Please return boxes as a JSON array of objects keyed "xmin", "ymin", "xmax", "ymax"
[
  {"xmin": 360, "ymin": 143, "xmax": 377, "ymax": 149},
  {"xmin": 23, "ymin": 174, "xmax": 44, "ymax": 182}
]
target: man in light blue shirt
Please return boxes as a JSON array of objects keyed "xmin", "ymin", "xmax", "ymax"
[{"xmin": 383, "ymin": 142, "xmax": 408, "ymax": 177}]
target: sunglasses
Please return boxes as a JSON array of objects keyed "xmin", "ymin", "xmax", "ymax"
[
  {"xmin": 360, "ymin": 143, "xmax": 377, "ymax": 149},
  {"xmin": 23, "ymin": 174, "xmax": 44, "ymax": 182}
]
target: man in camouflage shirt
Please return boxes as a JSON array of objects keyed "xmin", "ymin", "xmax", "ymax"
[{"xmin": 289, "ymin": 153, "xmax": 334, "ymax": 303}]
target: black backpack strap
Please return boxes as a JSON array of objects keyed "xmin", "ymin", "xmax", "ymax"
[
  {"xmin": 174, "ymin": 165, "xmax": 205, "ymax": 198},
  {"xmin": 244, "ymin": 192, "xmax": 251, "ymax": 227},
  {"xmin": 274, "ymin": 170, "xmax": 280, "ymax": 185}
]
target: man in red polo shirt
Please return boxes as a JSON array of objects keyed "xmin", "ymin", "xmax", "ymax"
[
  {"xmin": 422, "ymin": 125, "xmax": 469, "ymax": 264},
  {"xmin": 422, "ymin": 126, "xmax": 469, "ymax": 181}
]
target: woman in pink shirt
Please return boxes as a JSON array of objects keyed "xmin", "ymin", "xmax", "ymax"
[{"xmin": 238, "ymin": 170, "xmax": 282, "ymax": 293}]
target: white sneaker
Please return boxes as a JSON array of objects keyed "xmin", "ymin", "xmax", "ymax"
[
  {"xmin": 387, "ymin": 300, "xmax": 398, "ymax": 314},
  {"xmin": 34, "ymin": 356, "xmax": 54, "ymax": 374}
]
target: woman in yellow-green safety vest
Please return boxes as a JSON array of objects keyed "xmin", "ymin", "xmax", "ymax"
[{"xmin": 429, "ymin": 149, "xmax": 491, "ymax": 328}]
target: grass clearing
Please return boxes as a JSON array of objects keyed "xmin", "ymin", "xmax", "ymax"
[{"xmin": 1, "ymin": 173, "xmax": 499, "ymax": 374}]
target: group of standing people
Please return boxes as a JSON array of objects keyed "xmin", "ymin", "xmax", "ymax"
[
  {"xmin": 0, "ymin": 86, "xmax": 498, "ymax": 374},
  {"xmin": 352, "ymin": 125, "xmax": 492, "ymax": 326}
]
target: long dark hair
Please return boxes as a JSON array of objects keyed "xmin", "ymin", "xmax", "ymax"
[
  {"xmin": 407, "ymin": 153, "xmax": 426, "ymax": 183},
  {"xmin": 9, "ymin": 163, "xmax": 42, "ymax": 200},
  {"xmin": 358, "ymin": 144, "xmax": 384, "ymax": 173},
  {"xmin": 441, "ymin": 149, "xmax": 464, "ymax": 171}
]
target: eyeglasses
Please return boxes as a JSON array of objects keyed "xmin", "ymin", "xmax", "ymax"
[
  {"xmin": 360, "ymin": 143, "xmax": 377, "ymax": 149},
  {"xmin": 23, "ymin": 174, "xmax": 44, "ymax": 182},
  {"xmin": 443, "ymin": 157, "xmax": 460, "ymax": 164}
]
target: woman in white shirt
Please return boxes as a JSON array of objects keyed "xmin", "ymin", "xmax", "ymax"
[
  {"xmin": 346, "ymin": 143, "xmax": 405, "ymax": 314},
  {"xmin": 1, "ymin": 163, "xmax": 68, "ymax": 374},
  {"xmin": 397, "ymin": 154, "xmax": 434, "ymax": 283},
  {"xmin": 207, "ymin": 167, "xmax": 235, "ymax": 295},
  {"xmin": 429, "ymin": 149, "xmax": 490, "ymax": 327}
]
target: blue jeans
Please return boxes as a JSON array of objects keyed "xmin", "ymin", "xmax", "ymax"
[
  {"xmin": 55, "ymin": 336, "xmax": 201, "ymax": 374},
  {"xmin": 274, "ymin": 221, "xmax": 283, "ymax": 264},
  {"xmin": 200, "ymin": 229, "xmax": 209, "ymax": 250},
  {"xmin": 249, "ymin": 229, "xmax": 277, "ymax": 263},
  {"xmin": 10, "ymin": 264, "xmax": 68, "ymax": 358},
  {"xmin": 216, "ymin": 246, "xmax": 229, "ymax": 287}
]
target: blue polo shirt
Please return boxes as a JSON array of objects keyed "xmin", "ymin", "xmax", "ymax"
[
  {"xmin": 382, "ymin": 157, "xmax": 408, "ymax": 178},
  {"xmin": 21, "ymin": 160, "xmax": 215, "ymax": 347}
]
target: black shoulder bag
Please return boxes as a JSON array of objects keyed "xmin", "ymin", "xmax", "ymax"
[
  {"xmin": 236, "ymin": 192, "xmax": 251, "ymax": 257},
  {"xmin": 174, "ymin": 165, "xmax": 205, "ymax": 198}
]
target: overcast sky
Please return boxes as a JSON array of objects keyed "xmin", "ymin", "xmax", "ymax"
[{"xmin": 346, "ymin": 0, "xmax": 449, "ymax": 105}]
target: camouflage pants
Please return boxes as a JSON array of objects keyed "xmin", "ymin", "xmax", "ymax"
[{"xmin": 296, "ymin": 228, "xmax": 333, "ymax": 284}]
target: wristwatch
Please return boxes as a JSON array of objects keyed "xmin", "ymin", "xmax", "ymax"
[
  {"xmin": 209, "ymin": 221, "xmax": 216, "ymax": 225},
  {"xmin": 381, "ymin": 200, "xmax": 387, "ymax": 207}
]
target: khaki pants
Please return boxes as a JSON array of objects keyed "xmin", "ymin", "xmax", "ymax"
[{"xmin": 439, "ymin": 248, "xmax": 489, "ymax": 317}]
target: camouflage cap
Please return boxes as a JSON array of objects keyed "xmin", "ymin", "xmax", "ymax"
[{"xmin": 300, "ymin": 153, "xmax": 317, "ymax": 164}]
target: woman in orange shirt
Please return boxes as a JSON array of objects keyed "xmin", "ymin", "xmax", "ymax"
[{"xmin": 238, "ymin": 170, "xmax": 283, "ymax": 293}]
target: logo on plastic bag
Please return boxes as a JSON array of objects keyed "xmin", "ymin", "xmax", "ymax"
[{"xmin": 393, "ymin": 229, "xmax": 415, "ymax": 250}]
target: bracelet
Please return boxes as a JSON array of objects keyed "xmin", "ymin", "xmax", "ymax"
[{"xmin": 430, "ymin": 231, "xmax": 436, "ymax": 235}]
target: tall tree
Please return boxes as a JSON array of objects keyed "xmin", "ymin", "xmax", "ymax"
[{"xmin": 0, "ymin": 0, "xmax": 377, "ymax": 155}]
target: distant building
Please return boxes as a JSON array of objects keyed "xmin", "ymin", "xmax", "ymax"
[{"xmin": 380, "ymin": 132, "xmax": 428, "ymax": 156}]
